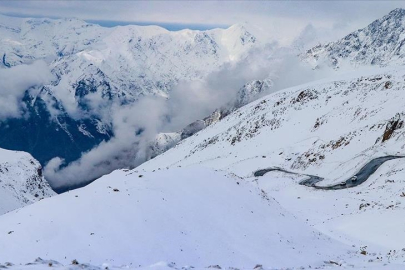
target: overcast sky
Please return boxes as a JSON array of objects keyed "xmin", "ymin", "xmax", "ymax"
[{"xmin": 1, "ymin": 1, "xmax": 405, "ymax": 44}]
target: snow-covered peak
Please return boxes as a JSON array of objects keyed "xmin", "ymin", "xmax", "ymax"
[
  {"xmin": 304, "ymin": 8, "xmax": 405, "ymax": 68},
  {"xmin": 386, "ymin": 7, "xmax": 405, "ymax": 17},
  {"xmin": 0, "ymin": 13, "xmax": 265, "ymax": 122},
  {"xmin": 0, "ymin": 14, "xmax": 263, "ymax": 110},
  {"xmin": 53, "ymin": 20, "xmax": 261, "ymax": 103},
  {"xmin": 218, "ymin": 23, "xmax": 258, "ymax": 61},
  {"xmin": 0, "ymin": 14, "xmax": 107, "ymax": 66}
]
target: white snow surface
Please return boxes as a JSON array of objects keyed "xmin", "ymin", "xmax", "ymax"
[{"xmin": 0, "ymin": 167, "xmax": 354, "ymax": 269}]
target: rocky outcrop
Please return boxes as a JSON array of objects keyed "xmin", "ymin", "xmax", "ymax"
[
  {"xmin": 382, "ymin": 114, "xmax": 404, "ymax": 142},
  {"xmin": 0, "ymin": 148, "xmax": 55, "ymax": 215}
]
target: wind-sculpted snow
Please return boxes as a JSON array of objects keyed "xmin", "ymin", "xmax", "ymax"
[{"xmin": 0, "ymin": 148, "xmax": 55, "ymax": 215}]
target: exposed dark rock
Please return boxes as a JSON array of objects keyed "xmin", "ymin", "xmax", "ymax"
[
  {"xmin": 305, "ymin": 8, "xmax": 405, "ymax": 67},
  {"xmin": 382, "ymin": 114, "xmax": 403, "ymax": 142},
  {"xmin": 291, "ymin": 89, "xmax": 318, "ymax": 105}
]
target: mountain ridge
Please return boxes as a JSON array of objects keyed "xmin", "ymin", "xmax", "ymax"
[{"xmin": 305, "ymin": 8, "xmax": 405, "ymax": 68}]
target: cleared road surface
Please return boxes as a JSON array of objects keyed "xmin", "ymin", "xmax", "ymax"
[{"xmin": 254, "ymin": 156, "xmax": 404, "ymax": 190}]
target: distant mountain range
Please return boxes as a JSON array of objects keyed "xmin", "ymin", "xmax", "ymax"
[{"xmin": 0, "ymin": 15, "xmax": 262, "ymax": 189}]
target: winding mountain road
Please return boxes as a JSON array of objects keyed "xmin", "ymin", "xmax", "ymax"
[{"xmin": 254, "ymin": 156, "xmax": 405, "ymax": 190}]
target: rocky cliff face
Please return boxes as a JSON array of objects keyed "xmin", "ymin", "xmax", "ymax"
[{"xmin": 0, "ymin": 148, "xmax": 55, "ymax": 215}]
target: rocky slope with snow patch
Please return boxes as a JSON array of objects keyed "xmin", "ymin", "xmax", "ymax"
[
  {"xmin": 0, "ymin": 148, "xmax": 55, "ymax": 215},
  {"xmin": 139, "ymin": 66, "xmax": 405, "ymax": 177}
]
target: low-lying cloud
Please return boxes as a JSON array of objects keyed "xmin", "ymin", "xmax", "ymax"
[
  {"xmin": 44, "ymin": 97, "xmax": 168, "ymax": 187},
  {"xmin": 42, "ymin": 44, "xmax": 336, "ymax": 189},
  {"xmin": 0, "ymin": 61, "xmax": 53, "ymax": 120}
]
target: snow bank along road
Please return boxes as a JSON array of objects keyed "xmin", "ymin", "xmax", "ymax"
[{"xmin": 254, "ymin": 156, "xmax": 405, "ymax": 190}]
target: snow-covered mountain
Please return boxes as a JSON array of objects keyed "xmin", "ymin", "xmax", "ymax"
[
  {"xmin": 4, "ymin": 8, "xmax": 405, "ymax": 190},
  {"xmin": 5, "ymin": 9, "xmax": 405, "ymax": 269},
  {"xmin": 0, "ymin": 148, "xmax": 54, "ymax": 215},
  {"xmin": 305, "ymin": 8, "xmax": 405, "ymax": 68},
  {"xmin": 3, "ymin": 65, "xmax": 405, "ymax": 268},
  {"xmin": 148, "ymin": 8, "xmax": 405, "ymax": 163},
  {"xmin": 0, "ymin": 14, "xmax": 263, "ymax": 183},
  {"xmin": 0, "ymin": 14, "xmax": 259, "ymax": 98},
  {"xmin": 145, "ymin": 7, "xmax": 405, "ymax": 166}
]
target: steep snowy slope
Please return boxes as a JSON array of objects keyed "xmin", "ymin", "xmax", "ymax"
[
  {"xmin": 139, "ymin": 66, "xmax": 405, "ymax": 177},
  {"xmin": 136, "ymin": 65, "xmax": 405, "ymax": 266},
  {"xmin": 0, "ymin": 148, "xmax": 54, "ymax": 215},
  {"xmin": 305, "ymin": 8, "xmax": 405, "ymax": 68},
  {"xmin": 0, "ymin": 167, "xmax": 355, "ymax": 269}
]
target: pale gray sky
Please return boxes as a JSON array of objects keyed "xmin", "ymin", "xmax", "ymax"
[{"xmin": 1, "ymin": 1, "xmax": 404, "ymax": 45}]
